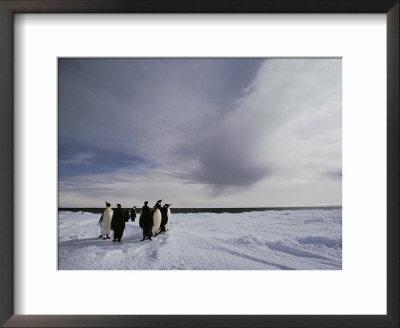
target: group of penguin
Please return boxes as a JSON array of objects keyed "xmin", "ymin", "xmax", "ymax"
[
  {"xmin": 139, "ymin": 200, "xmax": 172, "ymax": 241},
  {"xmin": 97, "ymin": 200, "xmax": 172, "ymax": 242}
]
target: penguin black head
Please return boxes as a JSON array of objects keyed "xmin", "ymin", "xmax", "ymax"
[
  {"xmin": 117, "ymin": 204, "xmax": 121, "ymax": 208},
  {"xmin": 157, "ymin": 199, "xmax": 162, "ymax": 204},
  {"xmin": 144, "ymin": 201, "xmax": 148, "ymax": 206},
  {"xmin": 166, "ymin": 204, "xmax": 172, "ymax": 208},
  {"xmin": 105, "ymin": 202, "xmax": 111, "ymax": 207},
  {"xmin": 132, "ymin": 206, "xmax": 136, "ymax": 209}
]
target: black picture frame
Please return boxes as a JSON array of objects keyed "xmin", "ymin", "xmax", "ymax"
[{"xmin": 0, "ymin": 0, "xmax": 398, "ymax": 327}]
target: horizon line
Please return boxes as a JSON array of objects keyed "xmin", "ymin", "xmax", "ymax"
[{"xmin": 58, "ymin": 205, "xmax": 342, "ymax": 209}]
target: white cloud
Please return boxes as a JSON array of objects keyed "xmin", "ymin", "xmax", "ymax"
[
  {"xmin": 59, "ymin": 58, "xmax": 342, "ymax": 207},
  {"xmin": 59, "ymin": 152, "xmax": 94, "ymax": 165}
]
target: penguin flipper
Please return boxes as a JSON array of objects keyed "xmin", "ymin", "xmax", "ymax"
[{"xmin": 98, "ymin": 213, "xmax": 104, "ymax": 227}]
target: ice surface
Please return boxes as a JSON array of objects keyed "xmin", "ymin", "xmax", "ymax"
[{"xmin": 58, "ymin": 209, "xmax": 342, "ymax": 270}]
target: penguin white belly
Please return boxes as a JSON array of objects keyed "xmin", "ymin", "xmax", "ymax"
[
  {"xmin": 152, "ymin": 209, "xmax": 162, "ymax": 236},
  {"xmin": 165, "ymin": 208, "xmax": 171, "ymax": 231},
  {"xmin": 101, "ymin": 208, "xmax": 113, "ymax": 236}
]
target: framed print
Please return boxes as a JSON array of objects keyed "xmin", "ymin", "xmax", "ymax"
[{"xmin": 0, "ymin": 0, "xmax": 398, "ymax": 327}]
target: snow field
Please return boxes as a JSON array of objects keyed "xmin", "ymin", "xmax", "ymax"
[{"xmin": 58, "ymin": 209, "xmax": 342, "ymax": 270}]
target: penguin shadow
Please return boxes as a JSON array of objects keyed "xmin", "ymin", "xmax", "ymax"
[
  {"xmin": 59, "ymin": 231, "xmax": 165, "ymax": 249},
  {"xmin": 118, "ymin": 233, "xmax": 144, "ymax": 244},
  {"xmin": 58, "ymin": 237, "xmax": 121, "ymax": 249}
]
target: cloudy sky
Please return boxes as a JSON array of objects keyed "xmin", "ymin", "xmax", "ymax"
[{"xmin": 58, "ymin": 58, "xmax": 341, "ymax": 208}]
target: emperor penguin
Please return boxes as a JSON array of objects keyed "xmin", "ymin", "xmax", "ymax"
[
  {"xmin": 130, "ymin": 206, "xmax": 137, "ymax": 222},
  {"xmin": 98, "ymin": 201, "xmax": 113, "ymax": 240},
  {"xmin": 165, "ymin": 204, "xmax": 172, "ymax": 232},
  {"xmin": 160, "ymin": 203, "xmax": 172, "ymax": 233},
  {"xmin": 139, "ymin": 201, "xmax": 153, "ymax": 241},
  {"xmin": 152, "ymin": 199, "xmax": 162, "ymax": 236}
]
